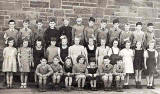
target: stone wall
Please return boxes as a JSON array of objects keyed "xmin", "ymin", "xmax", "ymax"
[{"xmin": 0, "ymin": 0, "xmax": 159, "ymax": 65}]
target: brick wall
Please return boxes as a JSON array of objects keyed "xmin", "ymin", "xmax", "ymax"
[{"xmin": 0, "ymin": 0, "xmax": 159, "ymax": 65}]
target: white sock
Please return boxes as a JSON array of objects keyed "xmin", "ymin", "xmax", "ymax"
[{"xmin": 124, "ymin": 83, "xmax": 128, "ymax": 85}]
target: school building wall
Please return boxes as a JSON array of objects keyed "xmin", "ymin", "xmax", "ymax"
[{"xmin": 0, "ymin": 0, "xmax": 160, "ymax": 68}]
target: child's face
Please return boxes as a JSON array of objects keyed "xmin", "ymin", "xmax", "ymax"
[
  {"xmin": 36, "ymin": 41, "xmax": 42, "ymax": 47},
  {"xmin": 136, "ymin": 41, "xmax": 142, "ymax": 49},
  {"xmin": 76, "ymin": 18, "xmax": 82, "ymax": 25},
  {"xmin": 79, "ymin": 57, "xmax": 85, "ymax": 64},
  {"xmin": 53, "ymin": 58, "xmax": 59, "ymax": 65},
  {"xmin": 49, "ymin": 21, "xmax": 56, "ymax": 28},
  {"xmin": 23, "ymin": 41, "xmax": 28, "ymax": 47},
  {"xmin": 8, "ymin": 40, "xmax": 14, "ymax": 47},
  {"xmin": 125, "ymin": 24, "xmax": 130, "ymax": 31},
  {"xmin": 37, "ymin": 22, "xmax": 43, "ymax": 28},
  {"xmin": 147, "ymin": 26, "xmax": 154, "ymax": 32},
  {"xmin": 62, "ymin": 39, "xmax": 68, "ymax": 45},
  {"xmin": 125, "ymin": 42, "xmax": 131, "ymax": 49},
  {"xmin": 103, "ymin": 59, "xmax": 110, "ymax": 65},
  {"xmin": 136, "ymin": 25, "xmax": 142, "ymax": 31},
  {"xmin": 9, "ymin": 22, "xmax": 15, "ymax": 29},
  {"xmin": 113, "ymin": 41, "xmax": 118, "ymax": 47},
  {"xmin": 64, "ymin": 19, "xmax": 69, "ymax": 26},
  {"xmin": 50, "ymin": 41, "xmax": 56, "ymax": 46},
  {"xmin": 113, "ymin": 23, "xmax": 119, "ymax": 29},
  {"xmin": 88, "ymin": 38, "xmax": 94, "ymax": 45},
  {"xmin": 74, "ymin": 37, "xmax": 80, "ymax": 45},
  {"xmin": 88, "ymin": 21, "xmax": 94, "ymax": 27},
  {"xmin": 41, "ymin": 58, "xmax": 47, "ymax": 65},
  {"xmin": 90, "ymin": 62, "xmax": 96, "ymax": 67},
  {"xmin": 65, "ymin": 59, "xmax": 72, "ymax": 65},
  {"xmin": 100, "ymin": 22, "xmax": 107, "ymax": 29},
  {"xmin": 149, "ymin": 42, "xmax": 154, "ymax": 49},
  {"xmin": 100, "ymin": 39, "xmax": 106, "ymax": 46},
  {"xmin": 23, "ymin": 22, "xmax": 29, "ymax": 28}
]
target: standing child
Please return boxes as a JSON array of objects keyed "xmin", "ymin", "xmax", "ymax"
[
  {"xmin": 69, "ymin": 36, "xmax": 87, "ymax": 65},
  {"xmin": 63, "ymin": 57, "xmax": 74, "ymax": 91},
  {"xmin": 18, "ymin": 38, "xmax": 33, "ymax": 88},
  {"xmin": 73, "ymin": 55, "xmax": 87, "ymax": 90},
  {"xmin": 96, "ymin": 38, "xmax": 110, "ymax": 67},
  {"xmin": 119, "ymin": 41, "xmax": 134, "ymax": 89},
  {"xmin": 2, "ymin": 37, "xmax": 17, "ymax": 88},
  {"xmin": 19, "ymin": 19, "xmax": 33, "ymax": 47},
  {"xmin": 46, "ymin": 37, "xmax": 58, "ymax": 65},
  {"xmin": 50, "ymin": 56, "xmax": 63, "ymax": 90},
  {"xmin": 86, "ymin": 59, "xmax": 99, "ymax": 91},
  {"xmin": 144, "ymin": 40, "xmax": 158, "ymax": 89},
  {"xmin": 58, "ymin": 36, "xmax": 69, "ymax": 66},
  {"xmin": 99, "ymin": 55, "xmax": 113, "ymax": 91},
  {"xmin": 36, "ymin": 57, "xmax": 53, "ymax": 92},
  {"xmin": 113, "ymin": 56, "xmax": 125, "ymax": 92},
  {"xmin": 133, "ymin": 41, "xmax": 144, "ymax": 88}
]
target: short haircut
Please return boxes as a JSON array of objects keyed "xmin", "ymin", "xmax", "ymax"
[
  {"xmin": 125, "ymin": 40, "xmax": 131, "ymax": 45},
  {"xmin": 36, "ymin": 19, "xmax": 43, "ymax": 24},
  {"xmin": 103, "ymin": 55, "xmax": 110, "ymax": 60},
  {"xmin": 8, "ymin": 20, "xmax": 15, "ymax": 24},
  {"xmin": 113, "ymin": 18, "xmax": 119, "ymax": 24},
  {"xmin": 50, "ymin": 37, "xmax": 57, "ymax": 41},
  {"xmin": 136, "ymin": 22, "xmax": 142, "ymax": 26},
  {"xmin": 53, "ymin": 55, "xmax": 60, "ymax": 61},
  {"xmin": 49, "ymin": 18, "xmax": 56, "ymax": 23},
  {"xmin": 147, "ymin": 23, "xmax": 153, "ymax": 27},
  {"xmin": 89, "ymin": 17, "xmax": 95, "ymax": 22},
  {"xmin": 40, "ymin": 57, "xmax": 48, "ymax": 61},
  {"xmin": 101, "ymin": 19, "xmax": 107, "ymax": 23},
  {"xmin": 23, "ymin": 19, "xmax": 30, "ymax": 23},
  {"xmin": 76, "ymin": 55, "xmax": 86, "ymax": 64}
]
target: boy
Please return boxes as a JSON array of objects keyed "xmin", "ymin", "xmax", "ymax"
[
  {"xmin": 59, "ymin": 17, "xmax": 72, "ymax": 46},
  {"xmin": 99, "ymin": 55, "xmax": 113, "ymax": 91},
  {"xmin": 36, "ymin": 57, "xmax": 53, "ymax": 92},
  {"xmin": 72, "ymin": 16, "xmax": 85, "ymax": 45},
  {"xmin": 132, "ymin": 22, "xmax": 145, "ymax": 48},
  {"xmin": 33, "ymin": 19, "xmax": 45, "ymax": 46},
  {"xmin": 120, "ymin": 23, "xmax": 133, "ymax": 49},
  {"xmin": 144, "ymin": 23, "xmax": 155, "ymax": 48},
  {"xmin": 19, "ymin": 19, "xmax": 33, "ymax": 47},
  {"xmin": 83, "ymin": 17, "xmax": 97, "ymax": 47},
  {"xmin": 4, "ymin": 20, "xmax": 19, "ymax": 47},
  {"xmin": 113, "ymin": 56, "xmax": 125, "ymax": 92},
  {"xmin": 95, "ymin": 19, "xmax": 109, "ymax": 46},
  {"xmin": 44, "ymin": 18, "xmax": 59, "ymax": 48},
  {"xmin": 108, "ymin": 18, "xmax": 122, "ymax": 46}
]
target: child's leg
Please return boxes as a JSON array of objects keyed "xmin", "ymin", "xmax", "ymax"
[
  {"xmin": 81, "ymin": 76, "xmax": 86, "ymax": 88},
  {"xmin": 135, "ymin": 70, "xmax": 138, "ymax": 82},
  {"xmin": 38, "ymin": 76, "xmax": 43, "ymax": 90},
  {"xmin": 20, "ymin": 73, "xmax": 24, "ymax": 83},
  {"xmin": 9, "ymin": 72, "xmax": 13, "ymax": 87},
  {"xmin": 149, "ymin": 74, "xmax": 154, "ymax": 87},
  {"xmin": 6, "ymin": 72, "xmax": 9, "ymax": 86},
  {"xmin": 93, "ymin": 80, "xmax": 96, "ymax": 88},
  {"xmin": 116, "ymin": 76, "xmax": 120, "ymax": 88},
  {"xmin": 138, "ymin": 70, "xmax": 142, "ymax": 82},
  {"xmin": 43, "ymin": 77, "xmax": 47, "ymax": 90},
  {"xmin": 90, "ymin": 80, "xmax": 93, "ymax": 87},
  {"xmin": 102, "ymin": 76, "xmax": 108, "ymax": 88},
  {"xmin": 65, "ymin": 77, "xmax": 69, "ymax": 87},
  {"xmin": 108, "ymin": 75, "xmax": 113, "ymax": 88},
  {"xmin": 146, "ymin": 75, "xmax": 150, "ymax": 87},
  {"xmin": 52, "ymin": 74, "xmax": 56, "ymax": 84},
  {"xmin": 68, "ymin": 77, "xmax": 72, "ymax": 86},
  {"xmin": 24, "ymin": 73, "xmax": 28, "ymax": 84},
  {"xmin": 77, "ymin": 78, "xmax": 81, "ymax": 88},
  {"xmin": 56, "ymin": 75, "xmax": 61, "ymax": 84},
  {"xmin": 124, "ymin": 74, "xmax": 129, "ymax": 86}
]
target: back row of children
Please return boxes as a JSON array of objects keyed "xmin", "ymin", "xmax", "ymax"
[{"xmin": 2, "ymin": 16, "xmax": 158, "ymax": 92}]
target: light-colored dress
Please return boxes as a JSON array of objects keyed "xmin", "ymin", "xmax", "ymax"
[
  {"xmin": 46, "ymin": 46, "xmax": 58, "ymax": 63},
  {"xmin": 2, "ymin": 47, "xmax": 17, "ymax": 72},
  {"xmin": 96, "ymin": 46, "xmax": 110, "ymax": 66},
  {"xmin": 18, "ymin": 47, "xmax": 33, "ymax": 72},
  {"xmin": 119, "ymin": 48, "xmax": 134, "ymax": 73}
]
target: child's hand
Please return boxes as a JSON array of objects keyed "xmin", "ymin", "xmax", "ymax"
[
  {"xmin": 145, "ymin": 65, "xmax": 147, "ymax": 69},
  {"xmin": 94, "ymin": 74, "xmax": 97, "ymax": 77}
]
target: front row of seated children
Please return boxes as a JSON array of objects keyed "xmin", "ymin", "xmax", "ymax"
[{"xmin": 35, "ymin": 54, "xmax": 125, "ymax": 92}]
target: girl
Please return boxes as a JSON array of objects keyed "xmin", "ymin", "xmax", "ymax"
[
  {"xmin": 50, "ymin": 56, "xmax": 63, "ymax": 90},
  {"xmin": 119, "ymin": 41, "xmax": 134, "ymax": 89},
  {"xmin": 144, "ymin": 40, "xmax": 158, "ymax": 89},
  {"xmin": 96, "ymin": 38, "xmax": 110, "ymax": 67},
  {"xmin": 63, "ymin": 56, "xmax": 74, "ymax": 91},
  {"xmin": 58, "ymin": 36, "xmax": 69, "ymax": 66},
  {"xmin": 108, "ymin": 38, "xmax": 120, "ymax": 65},
  {"xmin": 18, "ymin": 38, "xmax": 33, "ymax": 88},
  {"xmin": 2, "ymin": 37, "xmax": 17, "ymax": 88},
  {"xmin": 33, "ymin": 37, "xmax": 45, "ymax": 82},
  {"xmin": 46, "ymin": 37, "xmax": 58, "ymax": 65},
  {"xmin": 69, "ymin": 36, "xmax": 87, "ymax": 65},
  {"xmin": 73, "ymin": 55, "xmax": 87, "ymax": 91},
  {"xmin": 86, "ymin": 59, "xmax": 99, "ymax": 91},
  {"xmin": 86, "ymin": 37, "xmax": 96, "ymax": 63},
  {"xmin": 133, "ymin": 41, "xmax": 144, "ymax": 88}
]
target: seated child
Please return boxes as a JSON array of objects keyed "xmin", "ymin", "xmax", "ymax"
[
  {"xmin": 36, "ymin": 57, "xmax": 53, "ymax": 92},
  {"xmin": 85, "ymin": 59, "xmax": 99, "ymax": 91},
  {"xmin": 63, "ymin": 56, "xmax": 74, "ymax": 91},
  {"xmin": 113, "ymin": 56, "xmax": 125, "ymax": 92},
  {"xmin": 73, "ymin": 55, "xmax": 87, "ymax": 91},
  {"xmin": 99, "ymin": 55, "xmax": 113, "ymax": 91},
  {"xmin": 50, "ymin": 56, "xmax": 63, "ymax": 90}
]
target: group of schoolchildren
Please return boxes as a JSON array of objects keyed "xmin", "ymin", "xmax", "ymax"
[{"xmin": 2, "ymin": 16, "xmax": 158, "ymax": 92}]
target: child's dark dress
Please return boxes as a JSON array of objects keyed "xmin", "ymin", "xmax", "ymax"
[
  {"xmin": 60, "ymin": 46, "xmax": 68, "ymax": 65},
  {"xmin": 133, "ymin": 49, "xmax": 144, "ymax": 70},
  {"xmin": 87, "ymin": 67, "xmax": 98, "ymax": 80},
  {"xmin": 64, "ymin": 65, "xmax": 73, "ymax": 77},
  {"xmin": 146, "ymin": 50, "xmax": 156, "ymax": 75},
  {"xmin": 86, "ymin": 45, "xmax": 96, "ymax": 62}
]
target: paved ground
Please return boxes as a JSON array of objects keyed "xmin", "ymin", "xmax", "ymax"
[{"xmin": 1, "ymin": 87, "xmax": 160, "ymax": 94}]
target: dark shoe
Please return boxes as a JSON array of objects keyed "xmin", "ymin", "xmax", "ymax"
[
  {"xmin": 104, "ymin": 87, "xmax": 109, "ymax": 91},
  {"xmin": 117, "ymin": 87, "xmax": 123, "ymax": 92},
  {"xmin": 150, "ymin": 86, "xmax": 155, "ymax": 89},
  {"xmin": 123, "ymin": 85, "xmax": 127, "ymax": 89},
  {"xmin": 91, "ymin": 87, "xmax": 94, "ymax": 91},
  {"xmin": 93, "ymin": 87, "xmax": 97, "ymax": 91},
  {"xmin": 147, "ymin": 86, "xmax": 150, "ymax": 89}
]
